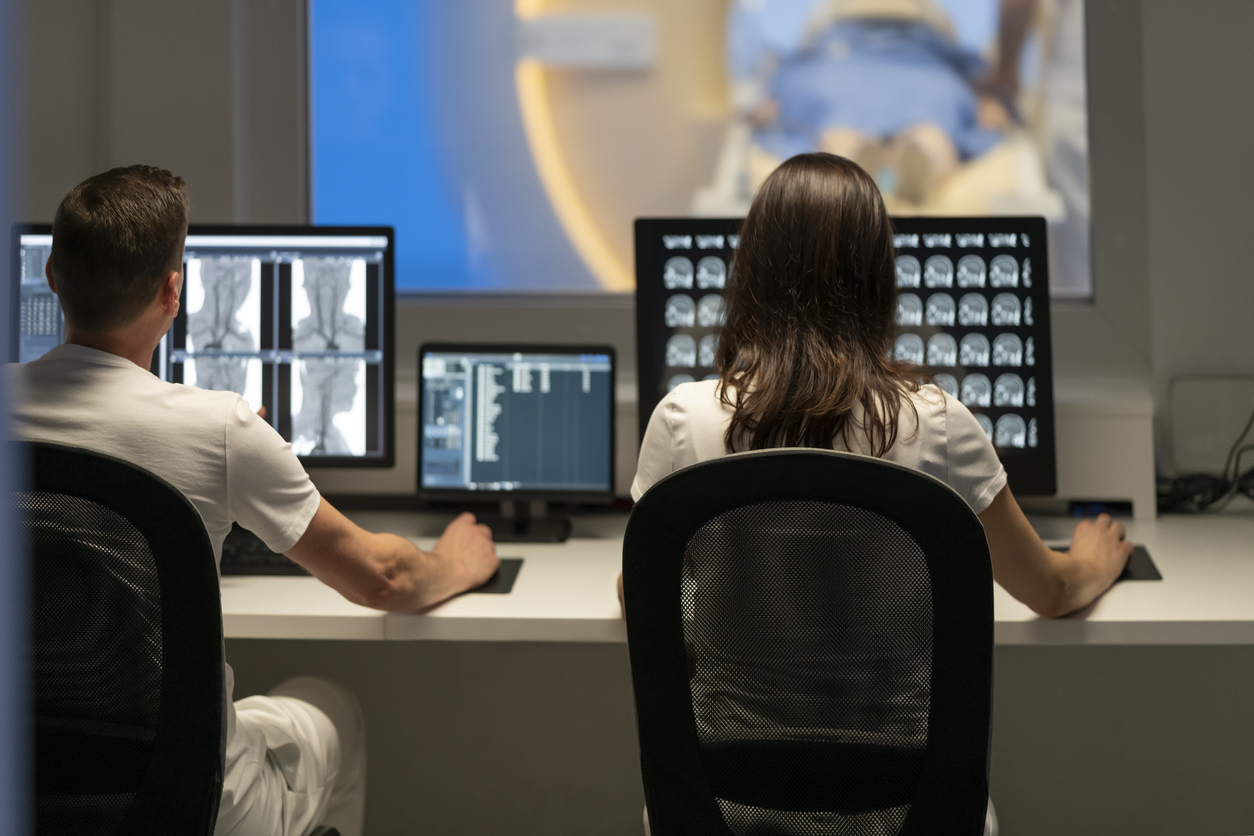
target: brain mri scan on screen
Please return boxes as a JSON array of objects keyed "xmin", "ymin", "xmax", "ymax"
[
  {"xmin": 665, "ymin": 334, "xmax": 697, "ymax": 368},
  {"xmin": 896, "ymin": 293, "xmax": 923, "ymax": 327},
  {"xmin": 927, "ymin": 334, "xmax": 958, "ymax": 367},
  {"xmin": 664, "ymin": 257, "xmax": 694, "ymax": 289},
  {"xmin": 958, "ymin": 293, "xmax": 989, "ymax": 326},
  {"xmin": 1027, "ymin": 377, "xmax": 1036, "ymax": 407},
  {"xmin": 664, "ymin": 295, "xmax": 696, "ymax": 328},
  {"xmin": 894, "ymin": 333, "xmax": 925, "ymax": 364},
  {"xmin": 961, "ymin": 373, "xmax": 992, "ymax": 408},
  {"xmin": 956, "ymin": 255, "xmax": 986, "ymax": 288},
  {"xmin": 959, "ymin": 333, "xmax": 991, "ymax": 366},
  {"xmin": 895, "ymin": 255, "xmax": 921, "ymax": 288},
  {"xmin": 990, "ymin": 255, "xmax": 1019, "ymax": 288},
  {"xmin": 925, "ymin": 293, "xmax": 955, "ymax": 326},
  {"xmin": 697, "ymin": 295, "xmax": 726, "ymax": 328},
  {"xmin": 996, "ymin": 414, "xmax": 1028, "ymax": 448},
  {"xmin": 924, "ymin": 255, "xmax": 954, "ymax": 288},
  {"xmin": 1028, "ymin": 417, "xmax": 1038, "ymax": 448},
  {"xmin": 696, "ymin": 256, "xmax": 726, "ymax": 289},
  {"xmin": 994, "ymin": 373, "xmax": 1025, "ymax": 407},
  {"xmin": 991, "ymin": 293, "xmax": 1022, "ymax": 326},
  {"xmin": 1023, "ymin": 296, "xmax": 1034, "ymax": 326},
  {"xmin": 1026, "ymin": 336, "xmax": 1035, "ymax": 366},
  {"xmin": 992, "ymin": 333, "xmax": 1024, "ymax": 366}
]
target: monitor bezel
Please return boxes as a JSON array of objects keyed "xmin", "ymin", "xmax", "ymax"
[
  {"xmin": 417, "ymin": 342, "xmax": 617, "ymax": 504},
  {"xmin": 634, "ymin": 216, "xmax": 1058, "ymax": 497},
  {"xmin": 10, "ymin": 222, "xmax": 396, "ymax": 469}
]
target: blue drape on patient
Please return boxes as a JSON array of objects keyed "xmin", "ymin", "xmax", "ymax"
[{"xmin": 749, "ymin": 20, "xmax": 1002, "ymax": 162}]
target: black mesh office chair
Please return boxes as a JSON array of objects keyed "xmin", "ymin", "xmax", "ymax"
[
  {"xmin": 22, "ymin": 442, "xmax": 340, "ymax": 836},
  {"xmin": 623, "ymin": 449, "xmax": 994, "ymax": 836}
]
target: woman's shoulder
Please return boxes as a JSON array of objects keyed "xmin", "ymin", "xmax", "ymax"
[
  {"xmin": 904, "ymin": 382, "xmax": 985, "ymax": 439},
  {"xmin": 658, "ymin": 378, "xmax": 727, "ymax": 417},
  {"xmin": 898, "ymin": 382, "xmax": 949, "ymax": 435}
]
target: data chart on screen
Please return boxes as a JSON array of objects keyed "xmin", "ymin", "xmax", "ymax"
[{"xmin": 419, "ymin": 347, "xmax": 615, "ymax": 497}]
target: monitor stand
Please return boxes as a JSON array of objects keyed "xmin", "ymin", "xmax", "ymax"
[{"xmin": 480, "ymin": 500, "xmax": 572, "ymax": 543}]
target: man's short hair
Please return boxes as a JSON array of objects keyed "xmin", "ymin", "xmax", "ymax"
[{"xmin": 50, "ymin": 165, "xmax": 190, "ymax": 331}]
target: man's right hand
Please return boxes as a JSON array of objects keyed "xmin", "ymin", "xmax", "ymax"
[
  {"xmin": 286, "ymin": 499, "xmax": 498, "ymax": 612},
  {"xmin": 430, "ymin": 512, "xmax": 499, "ymax": 593}
]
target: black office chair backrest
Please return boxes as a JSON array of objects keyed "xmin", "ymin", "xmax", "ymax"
[
  {"xmin": 20, "ymin": 442, "xmax": 225, "ymax": 836},
  {"xmin": 624, "ymin": 449, "xmax": 993, "ymax": 836}
]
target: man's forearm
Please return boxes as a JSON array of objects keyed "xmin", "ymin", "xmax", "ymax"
[{"xmin": 286, "ymin": 500, "xmax": 498, "ymax": 611}]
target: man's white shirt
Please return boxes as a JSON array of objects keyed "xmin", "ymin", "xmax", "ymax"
[{"xmin": 9, "ymin": 343, "xmax": 322, "ymax": 823}]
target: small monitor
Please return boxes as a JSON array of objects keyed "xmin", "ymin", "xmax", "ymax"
[
  {"xmin": 11, "ymin": 228, "xmax": 60, "ymax": 363},
  {"xmin": 10, "ymin": 224, "xmax": 395, "ymax": 468},
  {"xmin": 419, "ymin": 344, "xmax": 616, "ymax": 541},
  {"xmin": 634, "ymin": 217, "xmax": 1057, "ymax": 496}
]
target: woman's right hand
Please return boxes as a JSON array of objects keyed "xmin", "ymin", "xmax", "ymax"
[
  {"xmin": 1068, "ymin": 513, "xmax": 1134, "ymax": 587},
  {"xmin": 981, "ymin": 487, "xmax": 1133, "ymax": 617}
]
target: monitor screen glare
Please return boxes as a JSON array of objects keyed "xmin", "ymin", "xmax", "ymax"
[
  {"xmin": 420, "ymin": 347, "xmax": 614, "ymax": 497},
  {"xmin": 13, "ymin": 227, "xmax": 395, "ymax": 467}
]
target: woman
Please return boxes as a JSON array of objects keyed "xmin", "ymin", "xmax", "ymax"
[{"xmin": 626, "ymin": 152, "xmax": 1129, "ymax": 618}]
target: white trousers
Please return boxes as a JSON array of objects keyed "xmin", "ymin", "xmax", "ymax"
[{"xmin": 215, "ymin": 677, "xmax": 367, "ymax": 836}]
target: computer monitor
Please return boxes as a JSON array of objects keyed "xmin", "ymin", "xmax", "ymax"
[
  {"xmin": 634, "ymin": 216, "xmax": 1058, "ymax": 496},
  {"xmin": 10, "ymin": 224, "xmax": 395, "ymax": 468},
  {"xmin": 418, "ymin": 344, "xmax": 616, "ymax": 541}
]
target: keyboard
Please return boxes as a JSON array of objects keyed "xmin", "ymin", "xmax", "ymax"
[{"xmin": 220, "ymin": 524, "xmax": 309, "ymax": 576}]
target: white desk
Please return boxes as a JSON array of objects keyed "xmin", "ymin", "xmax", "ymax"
[{"xmin": 220, "ymin": 507, "xmax": 1254, "ymax": 645}]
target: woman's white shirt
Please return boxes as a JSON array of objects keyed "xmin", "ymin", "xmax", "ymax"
[{"xmin": 632, "ymin": 379, "xmax": 1007, "ymax": 513}]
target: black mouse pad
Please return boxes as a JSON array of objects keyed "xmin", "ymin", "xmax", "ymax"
[
  {"xmin": 1118, "ymin": 546, "xmax": 1162, "ymax": 581},
  {"xmin": 470, "ymin": 558, "xmax": 523, "ymax": 594}
]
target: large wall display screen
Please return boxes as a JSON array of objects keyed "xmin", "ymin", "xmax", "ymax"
[
  {"xmin": 635, "ymin": 216, "xmax": 1057, "ymax": 496},
  {"xmin": 310, "ymin": 0, "xmax": 1092, "ymax": 297}
]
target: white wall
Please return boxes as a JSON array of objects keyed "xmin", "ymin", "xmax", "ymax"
[
  {"xmin": 1141, "ymin": 0, "xmax": 1254, "ymax": 471},
  {"xmin": 19, "ymin": 0, "xmax": 306, "ymax": 226}
]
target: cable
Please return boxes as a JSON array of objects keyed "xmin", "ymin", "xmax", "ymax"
[
  {"xmin": 1158, "ymin": 405, "xmax": 1254, "ymax": 513},
  {"xmin": 1221, "ymin": 409, "xmax": 1254, "ymax": 482}
]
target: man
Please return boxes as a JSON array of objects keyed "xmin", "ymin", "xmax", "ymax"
[{"xmin": 10, "ymin": 166, "xmax": 500, "ymax": 836}]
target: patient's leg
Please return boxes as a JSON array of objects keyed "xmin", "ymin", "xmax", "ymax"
[
  {"xmin": 892, "ymin": 123, "xmax": 960, "ymax": 205},
  {"xmin": 819, "ymin": 128, "xmax": 885, "ymax": 179}
]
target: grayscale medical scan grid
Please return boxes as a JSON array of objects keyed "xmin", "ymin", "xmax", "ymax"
[
  {"xmin": 12, "ymin": 226, "xmax": 395, "ymax": 467},
  {"xmin": 634, "ymin": 217, "xmax": 1057, "ymax": 496},
  {"xmin": 419, "ymin": 347, "xmax": 615, "ymax": 498}
]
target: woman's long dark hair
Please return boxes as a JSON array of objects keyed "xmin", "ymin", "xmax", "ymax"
[{"xmin": 716, "ymin": 152, "xmax": 922, "ymax": 455}]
